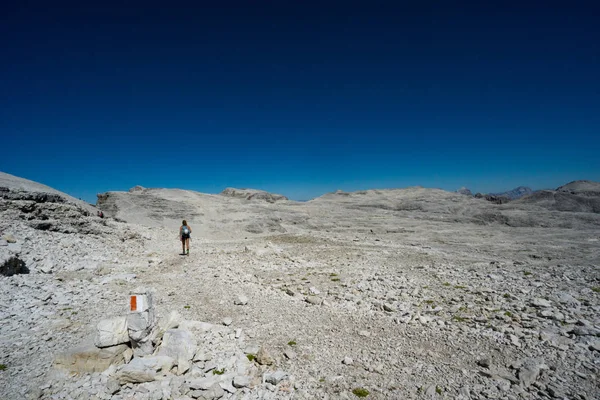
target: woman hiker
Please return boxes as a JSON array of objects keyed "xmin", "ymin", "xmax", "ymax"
[{"xmin": 179, "ymin": 220, "xmax": 192, "ymax": 255}]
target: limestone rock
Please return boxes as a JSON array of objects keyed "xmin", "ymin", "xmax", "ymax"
[
  {"xmin": 95, "ymin": 316, "xmax": 130, "ymax": 348},
  {"xmin": 116, "ymin": 356, "xmax": 175, "ymax": 384},
  {"xmin": 157, "ymin": 329, "xmax": 197, "ymax": 375},
  {"xmin": 264, "ymin": 370, "xmax": 288, "ymax": 385},
  {"xmin": 518, "ymin": 358, "xmax": 546, "ymax": 388},
  {"xmin": 233, "ymin": 376, "xmax": 250, "ymax": 388},
  {"xmin": 54, "ymin": 342, "xmax": 130, "ymax": 374},
  {"xmin": 2, "ymin": 234, "xmax": 16, "ymax": 243},
  {"xmin": 305, "ymin": 296, "xmax": 322, "ymax": 305},
  {"xmin": 189, "ymin": 376, "xmax": 219, "ymax": 390},
  {"xmin": 531, "ymin": 298, "xmax": 552, "ymax": 308},
  {"xmin": 256, "ymin": 347, "xmax": 274, "ymax": 365}
]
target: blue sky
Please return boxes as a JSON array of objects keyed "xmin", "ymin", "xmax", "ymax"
[{"xmin": 1, "ymin": 1, "xmax": 598, "ymax": 202}]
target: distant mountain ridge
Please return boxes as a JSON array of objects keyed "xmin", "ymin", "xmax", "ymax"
[
  {"xmin": 456, "ymin": 185, "xmax": 533, "ymax": 201},
  {"xmin": 492, "ymin": 186, "xmax": 534, "ymax": 200}
]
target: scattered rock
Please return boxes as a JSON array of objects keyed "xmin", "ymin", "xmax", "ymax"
[
  {"xmin": 264, "ymin": 370, "xmax": 288, "ymax": 385},
  {"xmin": 232, "ymin": 375, "xmax": 250, "ymax": 388},
  {"xmin": 518, "ymin": 358, "xmax": 546, "ymax": 388},
  {"xmin": 305, "ymin": 296, "xmax": 322, "ymax": 305},
  {"xmin": 2, "ymin": 234, "xmax": 16, "ymax": 243},
  {"xmin": 256, "ymin": 347, "xmax": 274, "ymax": 366}
]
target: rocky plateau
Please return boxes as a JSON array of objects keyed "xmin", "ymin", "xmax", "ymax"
[{"xmin": 1, "ymin": 171, "xmax": 599, "ymax": 400}]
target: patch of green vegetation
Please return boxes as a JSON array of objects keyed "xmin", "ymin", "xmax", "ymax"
[
  {"xmin": 422, "ymin": 286, "xmax": 429, "ymax": 289},
  {"xmin": 71, "ymin": 311, "xmax": 78, "ymax": 315},
  {"xmin": 212, "ymin": 368, "xmax": 225, "ymax": 375},
  {"xmin": 183, "ymin": 305, "xmax": 190, "ymax": 309},
  {"xmin": 246, "ymin": 354, "xmax": 255, "ymax": 362},
  {"xmin": 436, "ymin": 386, "xmax": 443, "ymax": 395},
  {"xmin": 454, "ymin": 285, "xmax": 466, "ymax": 289},
  {"xmin": 592, "ymin": 287, "xmax": 600, "ymax": 293},
  {"xmin": 319, "ymin": 377, "xmax": 325, "ymax": 382},
  {"xmin": 288, "ymin": 340, "xmax": 297, "ymax": 346},
  {"xmin": 523, "ymin": 271, "xmax": 532, "ymax": 276},
  {"xmin": 503, "ymin": 293, "xmax": 510, "ymax": 298},
  {"xmin": 442, "ymin": 282, "xmax": 451, "ymax": 287},
  {"xmin": 458, "ymin": 306, "xmax": 468, "ymax": 312},
  {"xmin": 424, "ymin": 300, "xmax": 434, "ymax": 304},
  {"xmin": 330, "ymin": 273, "xmax": 338, "ymax": 277},
  {"xmin": 331, "ymin": 278, "xmax": 340, "ymax": 282},
  {"xmin": 504, "ymin": 311, "xmax": 512, "ymax": 318},
  {"xmin": 352, "ymin": 388, "xmax": 369, "ymax": 397},
  {"xmin": 0, "ymin": 364, "xmax": 6, "ymax": 371},
  {"xmin": 452, "ymin": 316, "xmax": 467, "ymax": 322}
]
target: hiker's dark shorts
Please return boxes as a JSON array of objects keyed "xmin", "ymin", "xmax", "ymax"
[{"xmin": 181, "ymin": 234, "xmax": 190, "ymax": 241}]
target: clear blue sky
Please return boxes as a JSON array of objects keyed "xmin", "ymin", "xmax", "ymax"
[{"xmin": 1, "ymin": 1, "xmax": 598, "ymax": 202}]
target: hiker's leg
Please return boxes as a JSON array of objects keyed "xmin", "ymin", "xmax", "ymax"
[
  {"xmin": 181, "ymin": 239, "xmax": 185, "ymax": 254},
  {"xmin": 186, "ymin": 238, "xmax": 190, "ymax": 251}
]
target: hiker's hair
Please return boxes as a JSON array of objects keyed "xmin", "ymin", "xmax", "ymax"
[{"xmin": 182, "ymin": 220, "xmax": 187, "ymax": 226}]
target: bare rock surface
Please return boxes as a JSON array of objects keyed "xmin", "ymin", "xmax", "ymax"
[{"xmin": 1, "ymin": 172, "xmax": 599, "ymax": 399}]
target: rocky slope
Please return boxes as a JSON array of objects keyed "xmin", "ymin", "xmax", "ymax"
[{"xmin": 1, "ymin": 173, "xmax": 599, "ymax": 400}]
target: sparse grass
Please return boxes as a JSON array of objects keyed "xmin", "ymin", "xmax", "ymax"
[
  {"xmin": 330, "ymin": 273, "xmax": 338, "ymax": 277},
  {"xmin": 424, "ymin": 300, "xmax": 434, "ymax": 305},
  {"xmin": 458, "ymin": 306, "xmax": 468, "ymax": 312},
  {"xmin": 319, "ymin": 377, "xmax": 325, "ymax": 382},
  {"xmin": 504, "ymin": 311, "xmax": 513, "ymax": 318},
  {"xmin": 454, "ymin": 285, "xmax": 466, "ymax": 289},
  {"xmin": 422, "ymin": 286, "xmax": 429, "ymax": 289},
  {"xmin": 442, "ymin": 282, "xmax": 451, "ymax": 287},
  {"xmin": 503, "ymin": 293, "xmax": 510, "ymax": 298},
  {"xmin": 452, "ymin": 316, "xmax": 467, "ymax": 322},
  {"xmin": 71, "ymin": 311, "xmax": 78, "ymax": 315},
  {"xmin": 0, "ymin": 364, "xmax": 6, "ymax": 371},
  {"xmin": 331, "ymin": 278, "xmax": 340, "ymax": 282},
  {"xmin": 352, "ymin": 388, "xmax": 369, "ymax": 397},
  {"xmin": 212, "ymin": 368, "xmax": 225, "ymax": 375},
  {"xmin": 523, "ymin": 271, "xmax": 532, "ymax": 276},
  {"xmin": 592, "ymin": 287, "xmax": 600, "ymax": 293},
  {"xmin": 246, "ymin": 354, "xmax": 255, "ymax": 362},
  {"xmin": 436, "ymin": 386, "xmax": 443, "ymax": 395},
  {"xmin": 288, "ymin": 340, "xmax": 297, "ymax": 346},
  {"xmin": 183, "ymin": 305, "xmax": 190, "ymax": 309}
]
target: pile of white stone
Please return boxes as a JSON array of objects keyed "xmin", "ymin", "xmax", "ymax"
[{"xmin": 41, "ymin": 288, "xmax": 291, "ymax": 400}]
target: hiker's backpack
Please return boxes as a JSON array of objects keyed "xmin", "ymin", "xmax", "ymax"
[{"xmin": 182, "ymin": 226, "xmax": 190, "ymax": 235}]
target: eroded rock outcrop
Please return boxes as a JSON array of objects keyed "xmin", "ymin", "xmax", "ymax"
[{"xmin": 220, "ymin": 188, "xmax": 288, "ymax": 203}]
